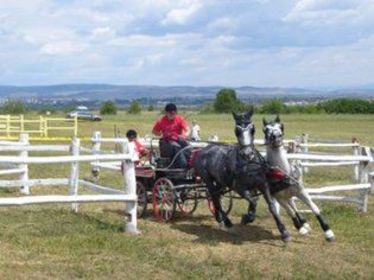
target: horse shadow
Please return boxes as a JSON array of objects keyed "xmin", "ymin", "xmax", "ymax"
[
  {"xmin": 103, "ymin": 209, "xmax": 292, "ymax": 246},
  {"xmin": 170, "ymin": 216, "xmax": 281, "ymax": 246}
]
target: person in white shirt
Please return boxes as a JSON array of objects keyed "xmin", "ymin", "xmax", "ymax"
[{"xmin": 190, "ymin": 120, "xmax": 201, "ymax": 141}]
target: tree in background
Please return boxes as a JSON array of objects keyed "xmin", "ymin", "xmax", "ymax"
[
  {"xmin": 0, "ymin": 100, "xmax": 27, "ymax": 114},
  {"xmin": 147, "ymin": 104, "xmax": 155, "ymax": 111},
  {"xmin": 128, "ymin": 100, "xmax": 142, "ymax": 114},
  {"xmin": 213, "ymin": 88, "xmax": 250, "ymax": 113},
  {"xmin": 259, "ymin": 99, "xmax": 286, "ymax": 114},
  {"xmin": 319, "ymin": 99, "xmax": 374, "ymax": 114},
  {"xmin": 100, "ymin": 101, "xmax": 117, "ymax": 115}
]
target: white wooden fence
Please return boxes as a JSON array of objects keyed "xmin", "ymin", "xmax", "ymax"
[
  {"xmin": 0, "ymin": 133, "xmax": 138, "ymax": 234},
  {"xmin": 293, "ymin": 134, "xmax": 362, "ymax": 181},
  {"xmin": 287, "ymin": 147, "xmax": 373, "ymax": 212},
  {"xmin": 87, "ymin": 131, "xmax": 373, "ymax": 212}
]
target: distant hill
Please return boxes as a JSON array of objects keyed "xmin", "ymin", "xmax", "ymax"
[{"xmin": 0, "ymin": 84, "xmax": 373, "ymax": 101}]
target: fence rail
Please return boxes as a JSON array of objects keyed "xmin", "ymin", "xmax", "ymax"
[
  {"xmin": 0, "ymin": 133, "xmax": 138, "ymax": 234},
  {"xmin": 91, "ymin": 131, "xmax": 373, "ymax": 213},
  {"xmin": 0, "ymin": 115, "xmax": 78, "ymax": 139}
]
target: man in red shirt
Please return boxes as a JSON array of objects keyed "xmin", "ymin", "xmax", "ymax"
[{"xmin": 152, "ymin": 103, "xmax": 191, "ymax": 168}]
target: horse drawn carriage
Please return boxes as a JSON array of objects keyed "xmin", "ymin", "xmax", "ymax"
[{"xmin": 135, "ymin": 139, "xmax": 233, "ymax": 221}]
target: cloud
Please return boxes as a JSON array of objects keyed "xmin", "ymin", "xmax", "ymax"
[
  {"xmin": 161, "ymin": 1, "xmax": 202, "ymax": 25},
  {"xmin": 40, "ymin": 41, "xmax": 87, "ymax": 55},
  {"xmin": 91, "ymin": 27, "xmax": 116, "ymax": 40},
  {"xmin": 0, "ymin": 0, "xmax": 373, "ymax": 88},
  {"xmin": 283, "ymin": 0, "xmax": 374, "ymax": 26}
]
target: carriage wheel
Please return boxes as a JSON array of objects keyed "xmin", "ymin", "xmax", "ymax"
[
  {"xmin": 176, "ymin": 188, "xmax": 198, "ymax": 215},
  {"xmin": 207, "ymin": 190, "xmax": 233, "ymax": 216},
  {"xmin": 152, "ymin": 178, "xmax": 176, "ymax": 222},
  {"xmin": 136, "ymin": 181, "xmax": 148, "ymax": 218}
]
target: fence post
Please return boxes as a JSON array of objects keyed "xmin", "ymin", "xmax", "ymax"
[
  {"xmin": 370, "ymin": 172, "xmax": 374, "ymax": 194},
  {"xmin": 301, "ymin": 133, "xmax": 309, "ymax": 174},
  {"xmin": 91, "ymin": 131, "xmax": 101, "ymax": 178},
  {"xmin": 69, "ymin": 137, "xmax": 80, "ymax": 212},
  {"xmin": 293, "ymin": 136, "xmax": 304, "ymax": 180},
  {"xmin": 19, "ymin": 133, "xmax": 30, "ymax": 195},
  {"xmin": 44, "ymin": 117, "xmax": 48, "ymax": 137},
  {"xmin": 20, "ymin": 114, "xmax": 24, "ymax": 133},
  {"xmin": 39, "ymin": 116, "xmax": 44, "ymax": 137},
  {"xmin": 358, "ymin": 147, "xmax": 369, "ymax": 212},
  {"xmin": 352, "ymin": 137, "xmax": 360, "ymax": 183},
  {"xmin": 6, "ymin": 115, "xmax": 10, "ymax": 138},
  {"xmin": 74, "ymin": 116, "xmax": 78, "ymax": 137},
  {"xmin": 121, "ymin": 139, "xmax": 138, "ymax": 234}
]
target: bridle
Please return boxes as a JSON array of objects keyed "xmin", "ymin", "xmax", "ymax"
[
  {"xmin": 264, "ymin": 123, "xmax": 284, "ymax": 148},
  {"xmin": 235, "ymin": 123, "xmax": 255, "ymax": 147}
]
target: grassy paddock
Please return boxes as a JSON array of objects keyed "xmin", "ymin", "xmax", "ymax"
[{"xmin": 0, "ymin": 112, "xmax": 373, "ymax": 279}]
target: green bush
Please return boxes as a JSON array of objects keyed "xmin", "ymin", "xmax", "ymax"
[
  {"xmin": 319, "ymin": 99, "xmax": 374, "ymax": 114},
  {"xmin": 128, "ymin": 101, "xmax": 141, "ymax": 114},
  {"xmin": 100, "ymin": 101, "xmax": 117, "ymax": 115},
  {"xmin": 0, "ymin": 100, "xmax": 27, "ymax": 114},
  {"xmin": 259, "ymin": 99, "xmax": 286, "ymax": 114}
]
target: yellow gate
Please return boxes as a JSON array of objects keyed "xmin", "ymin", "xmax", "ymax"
[{"xmin": 0, "ymin": 115, "xmax": 78, "ymax": 140}]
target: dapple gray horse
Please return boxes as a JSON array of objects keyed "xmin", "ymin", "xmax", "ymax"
[
  {"xmin": 263, "ymin": 116, "xmax": 335, "ymax": 241},
  {"xmin": 193, "ymin": 111, "xmax": 292, "ymax": 242}
]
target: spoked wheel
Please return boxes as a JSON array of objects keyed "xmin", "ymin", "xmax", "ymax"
[
  {"xmin": 207, "ymin": 190, "xmax": 234, "ymax": 216},
  {"xmin": 152, "ymin": 178, "xmax": 176, "ymax": 222},
  {"xmin": 176, "ymin": 187, "xmax": 198, "ymax": 216},
  {"xmin": 136, "ymin": 180, "xmax": 148, "ymax": 218}
]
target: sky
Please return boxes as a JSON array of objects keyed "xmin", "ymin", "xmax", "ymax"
[{"xmin": 0, "ymin": 0, "xmax": 373, "ymax": 89}]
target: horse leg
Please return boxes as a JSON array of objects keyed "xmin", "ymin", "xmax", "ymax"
[
  {"xmin": 296, "ymin": 189, "xmax": 335, "ymax": 241},
  {"xmin": 288, "ymin": 198, "xmax": 312, "ymax": 235},
  {"xmin": 274, "ymin": 196, "xmax": 310, "ymax": 235},
  {"xmin": 239, "ymin": 190, "xmax": 257, "ymax": 224},
  {"xmin": 207, "ymin": 182, "xmax": 233, "ymax": 229},
  {"xmin": 262, "ymin": 185, "xmax": 291, "ymax": 242}
]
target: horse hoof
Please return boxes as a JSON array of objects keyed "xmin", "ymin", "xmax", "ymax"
[
  {"xmin": 281, "ymin": 232, "xmax": 292, "ymax": 242},
  {"xmin": 325, "ymin": 230, "xmax": 335, "ymax": 242},
  {"xmin": 299, "ymin": 223, "xmax": 311, "ymax": 235},
  {"xmin": 303, "ymin": 223, "xmax": 312, "ymax": 232},
  {"xmin": 241, "ymin": 214, "xmax": 256, "ymax": 225}
]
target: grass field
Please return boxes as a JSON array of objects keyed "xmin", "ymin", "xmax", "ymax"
[{"xmin": 0, "ymin": 112, "xmax": 373, "ymax": 279}]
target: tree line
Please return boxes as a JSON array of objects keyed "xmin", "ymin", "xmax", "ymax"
[
  {"xmin": 0, "ymin": 89, "xmax": 373, "ymax": 115},
  {"xmin": 204, "ymin": 88, "xmax": 374, "ymax": 114}
]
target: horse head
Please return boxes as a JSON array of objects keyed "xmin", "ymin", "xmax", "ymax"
[
  {"xmin": 232, "ymin": 110, "xmax": 255, "ymax": 155},
  {"xmin": 263, "ymin": 115, "xmax": 284, "ymax": 148}
]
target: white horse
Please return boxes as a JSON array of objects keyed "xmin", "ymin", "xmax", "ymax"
[{"xmin": 263, "ymin": 116, "xmax": 335, "ymax": 241}]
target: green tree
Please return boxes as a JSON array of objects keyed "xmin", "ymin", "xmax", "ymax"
[
  {"xmin": 100, "ymin": 101, "xmax": 117, "ymax": 115},
  {"xmin": 147, "ymin": 104, "xmax": 155, "ymax": 111},
  {"xmin": 0, "ymin": 100, "xmax": 27, "ymax": 114},
  {"xmin": 213, "ymin": 88, "xmax": 249, "ymax": 113},
  {"xmin": 259, "ymin": 99, "xmax": 286, "ymax": 114},
  {"xmin": 128, "ymin": 100, "xmax": 141, "ymax": 114},
  {"xmin": 319, "ymin": 99, "xmax": 373, "ymax": 114}
]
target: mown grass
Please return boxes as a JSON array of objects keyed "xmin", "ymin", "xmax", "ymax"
[{"xmin": 0, "ymin": 112, "xmax": 373, "ymax": 279}]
